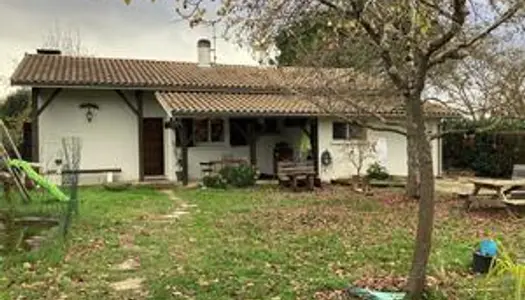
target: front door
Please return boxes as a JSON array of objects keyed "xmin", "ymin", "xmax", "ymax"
[{"xmin": 143, "ymin": 118, "xmax": 164, "ymax": 176}]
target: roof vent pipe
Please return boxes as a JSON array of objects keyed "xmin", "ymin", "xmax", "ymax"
[{"xmin": 197, "ymin": 39, "xmax": 212, "ymax": 67}]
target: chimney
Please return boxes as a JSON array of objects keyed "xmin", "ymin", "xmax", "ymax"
[
  {"xmin": 197, "ymin": 39, "xmax": 212, "ymax": 67},
  {"xmin": 36, "ymin": 48, "xmax": 62, "ymax": 55}
]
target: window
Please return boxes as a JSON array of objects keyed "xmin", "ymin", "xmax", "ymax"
[
  {"xmin": 332, "ymin": 122, "xmax": 366, "ymax": 141},
  {"xmin": 194, "ymin": 118, "xmax": 225, "ymax": 144},
  {"xmin": 230, "ymin": 118, "xmax": 250, "ymax": 146},
  {"xmin": 332, "ymin": 122, "xmax": 348, "ymax": 140}
]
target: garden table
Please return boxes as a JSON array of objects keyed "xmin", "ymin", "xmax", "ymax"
[{"xmin": 464, "ymin": 178, "xmax": 525, "ymax": 215}]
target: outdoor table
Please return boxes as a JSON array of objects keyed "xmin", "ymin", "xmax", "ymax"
[{"xmin": 464, "ymin": 178, "xmax": 525, "ymax": 215}]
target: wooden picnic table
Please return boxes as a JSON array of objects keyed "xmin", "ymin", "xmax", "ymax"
[{"xmin": 464, "ymin": 178, "xmax": 525, "ymax": 214}]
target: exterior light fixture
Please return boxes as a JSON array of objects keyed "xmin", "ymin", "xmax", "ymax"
[{"xmin": 79, "ymin": 103, "xmax": 99, "ymax": 123}]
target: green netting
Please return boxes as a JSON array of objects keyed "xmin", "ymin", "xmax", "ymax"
[{"xmin": 8, "ymin": 159, "xmax": 69, "ymax": 202}]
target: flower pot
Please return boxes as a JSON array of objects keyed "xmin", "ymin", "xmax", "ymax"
[{"xmin": 472, "ymin": 251, "xmax": 495, "ymax": 274}]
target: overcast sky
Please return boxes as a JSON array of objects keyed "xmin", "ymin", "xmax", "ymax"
[{"xmin": 0, "ymin": 0, "xmax": 257, "ymax": 96}]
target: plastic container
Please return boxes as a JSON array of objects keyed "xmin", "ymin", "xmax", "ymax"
[{"xmin": 472, "ymin": 251, "xmax": 494, "ymax": 274}]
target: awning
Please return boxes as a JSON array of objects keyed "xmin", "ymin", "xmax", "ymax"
[
  {"xmin": 155, "ymin": 91, "xmax": 320, "ymax": 116},
  {"xmin": 155, "ymin": 91, "xmax": 457, "ymax": 117}
]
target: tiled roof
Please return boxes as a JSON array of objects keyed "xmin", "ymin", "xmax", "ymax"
[
  {"xmin": 156, "ymin": 91, "xmax": 456, "ymax": 117},
  {"xmin": 11, "ymin": 54, "xmax": 382, "ymax": 91},
  {"xmin": 11, "ymin": 54, "xmax": 277, "ymax": 90},
  {"xmin": 11, "ymin": 53, "xmax": 457, "ymax": 117}
]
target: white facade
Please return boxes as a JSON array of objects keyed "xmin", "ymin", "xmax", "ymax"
[
  {"xmin": 38, "ymin": 89, "xmax": 175, "ymax": 184},
  {"xmin": 37, "ymin": 88, "xmax": 442, "ymax": 184},
  {"xmin": 317, "ymin": 117, "xmax": 440, "ymax": 182}
]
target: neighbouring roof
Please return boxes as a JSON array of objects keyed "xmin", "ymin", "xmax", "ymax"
[
  {"xmin": 156, "ymin": 91, "xmax": 456, "ymax": 117},
  {"xmin": 11, "ymin": 53, "xmax": 457, "ymax": 117}
]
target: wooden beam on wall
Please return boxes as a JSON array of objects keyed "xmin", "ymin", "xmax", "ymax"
[
  {"xmin": 179, "ymin": 119, "xmax": 189, "ymax": 186},
  {"xmin": 115, "ymin": 90, "xmax": 139, "ymax": 116},
  {"xmin": 136, "ymin": 91, "xmax": 144, "ymax": 181},
  {"xmin": 31, "ymin": 88, "xmax": 40, "ymax": 163},
  {"xmin": 310, "ymin": 118, "xmax": 319, "ymax": 177},
  {"xmin": 248, "ymin": 122, "xmax": 257, "ymax": 167},
  {"xmin": 36, "ymin": 88, "xmax": 62, "ymax": 117}
]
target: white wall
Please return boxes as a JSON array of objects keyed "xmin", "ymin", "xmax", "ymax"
[
  {"xmin": 39, "ymin": 89, "xmax": 170, "ymax": 184},
  {"xmin": 317, "ymin": 117, "xmax": 441, "ymax": 182}
]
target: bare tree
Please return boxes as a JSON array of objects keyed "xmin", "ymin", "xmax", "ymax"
[
  {"xmin": 42, "ymin": 21, "xmax": 88, "ymax": 56},
  {"xmin": 127, "ymin": 0, "xmax": 525, "ymax": 298},
  {"xmin": 348, "ymin": 140, "xmax": 377, "ymax": 178},
  {"xmin": 431, "ymin": 43, "xmax": 525, "ymax": 121},
  {"xmin": 490, "ymin": 48, "xmax": 525, "ymax": 117},
  {"xmin": 348, "ymin": 140, "xmax": 377, "ymax": 193}
]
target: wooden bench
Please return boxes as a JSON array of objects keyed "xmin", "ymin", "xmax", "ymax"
[
  {"xmin": 46, "ymin": 168, "xmax": 122, "ymax": 183},
  {"xmin": 277, "ymin": 161, "xmax": 316, "ymax": 191}
]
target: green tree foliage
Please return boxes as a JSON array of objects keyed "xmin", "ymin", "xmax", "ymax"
[
  {"xmin": 273, "ymin": 11, "xmax": 379, "ymax": 70},
  {"xmin": 0, "ymin": 89, "xmax": 31, "ymax": 147},
  {"xmin": 1, "ymin": 89, "xmax": 30, "ymax": 117},
  {"xmin": 443, "ymin": 118, "xmax": 525, "ymax": 178}
]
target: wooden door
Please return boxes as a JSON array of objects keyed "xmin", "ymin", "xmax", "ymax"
[{"xmin": 143, "ymin": 118, "xmax": 165, "ymax": 176}]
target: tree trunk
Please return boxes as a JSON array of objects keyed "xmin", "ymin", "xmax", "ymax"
[
  {"xmin": 405, "ymin": 98, "xmax": 420, "ymax": 198},
  {"xmin": 406, "ymin": 128, "xmax": 420, "ymax": 198},
  {"xmin": 405, "ymin": 95, "xmax": 435, "ymax": 300}
]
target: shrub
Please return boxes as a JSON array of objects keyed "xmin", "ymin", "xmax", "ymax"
[
  {"xmin": 366, "ymin": 162, "xmax": 390, "ymax": 180},
  {"xmin": 202, "ymin": 174, "xmax": 227, "ymax": 189},
  {"xmin": 485, "ymin": 241, "xmax": 525, "ymax": 300},
  {"xmin": 219, "ymin": 164, "xmax": 258, "ymax": 187},
  {"xmin": 442, "ymin": 118, "xmax": 525, "ymax": 178}
]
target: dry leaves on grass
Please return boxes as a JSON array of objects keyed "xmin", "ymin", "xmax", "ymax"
[
  {"xmin": 64, "ymin": 237, "xmax": 106, "ymax": 262},
  {"xmin": 118, "ymin": 233, "xmax": 136, "ymax": 249},
  {"xmin": 313, "ymin": 289, "xmax": 351, "ymax": 300}
]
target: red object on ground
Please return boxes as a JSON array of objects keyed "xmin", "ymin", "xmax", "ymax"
[{"xmin": 24, "ymin": 176, "xmax": 35, "ymax": 189}]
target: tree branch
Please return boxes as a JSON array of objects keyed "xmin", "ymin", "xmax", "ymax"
[
  {"xmin": 317, "ymin": 0, "xmax": 408, "ymax": 90},
  {"xmin": 425, "ymin": 0, "xmax": 467, "ymax": 56},
  {"xmin": 429, "ymin": 117, "xmax": 504, "ymax": 140},
  {"xmin": 429, "ymin": 2, "xmax": 524, "ymax": 67}
]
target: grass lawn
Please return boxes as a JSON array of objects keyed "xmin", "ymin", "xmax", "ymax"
[{"xmin": 1, "ymin": 185, "xmax": 524, "ymax": 299}]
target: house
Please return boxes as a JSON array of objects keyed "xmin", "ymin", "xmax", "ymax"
[{"xmin": 10, "ymin": 39, "xmax": 453, "ymax": 185}]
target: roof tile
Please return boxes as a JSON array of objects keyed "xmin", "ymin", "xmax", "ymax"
[
  {"xmin": 11, "ymin": 53, "xmax": 457, "ymax": 117},
  {"xmin": 156, "ymin": 91, "xmax": 454, "ymax": 117}
]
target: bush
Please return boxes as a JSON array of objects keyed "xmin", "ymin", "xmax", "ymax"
[
  {"xmin": 202, "ymin": 174, "xmax": 227, "ymax": 189},
  {"xmin": 219, "ymin": 164, "xmax": 258, "ymax": 187},
  {"xmin": 366, "ymin": 162, "xmax": 390, "ymax": 180},
  {"xmin": 442, "ymin": 118, "xmax": 525, "ymax": 178}
]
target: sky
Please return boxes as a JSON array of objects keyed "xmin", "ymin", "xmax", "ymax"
[{"xmin": 0, "ymin": 0, "xmax": 257, "ymax": 97}]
